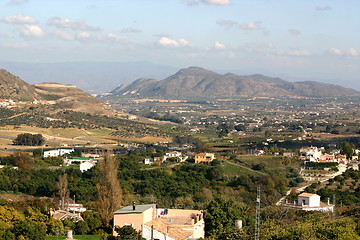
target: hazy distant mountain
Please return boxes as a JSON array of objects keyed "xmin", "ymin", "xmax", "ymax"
[
  {"xmin": 0, "ymin": 61, "xmax": 177, "ymax": 93},
  {"xmin": 112, "ymin": 67, "xmax": 360, "ymax": 99}
]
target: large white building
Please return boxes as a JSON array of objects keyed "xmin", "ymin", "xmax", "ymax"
[
  {"xmin": 299, "ymin": 147, "xmax": 322, "ymax": 162},
  {"xmin": 43, "ymin": 148, "xmax": 74, "ymax": 158}
]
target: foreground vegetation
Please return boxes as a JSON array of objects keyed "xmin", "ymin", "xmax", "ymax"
[{"xmin": 1, "ymin": 148, "xmax": 360, "ymax": 239}]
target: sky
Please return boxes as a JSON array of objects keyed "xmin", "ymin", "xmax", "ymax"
[{"xmin": 0, "ymin": 0, "xmax": 359, "ymax": 89}]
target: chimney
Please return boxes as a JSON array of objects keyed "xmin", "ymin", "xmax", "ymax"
[
  {"xmin": 327, "ymin": 198, "xmax": 330, "ymax": 205},
  {"xmin": 133, "ymin": 202, "xmax": 136, "ymax": 210}
]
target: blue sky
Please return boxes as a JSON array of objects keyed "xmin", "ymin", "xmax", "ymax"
[{"xmin": 0, "ymin": 0, "xmax": 359, "ymax": 88}]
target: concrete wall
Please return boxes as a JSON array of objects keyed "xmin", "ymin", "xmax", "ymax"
[{"xmin": 142, "ymin": 225, "xmax": 175, "ymax": 240}]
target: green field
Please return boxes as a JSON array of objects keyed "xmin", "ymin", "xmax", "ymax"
[
  {"xmin": 221, "ymin": 160, "xmax": 265, "ymax": 176},
  {"xmin": 46, "ymin": 235, "xmax": 103, "ymax": 240},
  {"xmin": 236, "ymin": 155, "xmax": 302, "ymax": 173}
]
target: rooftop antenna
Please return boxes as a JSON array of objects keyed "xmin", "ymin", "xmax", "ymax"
[{"xmin": 255, "ymin": 185, "xmax": 260, "ymax": 240}]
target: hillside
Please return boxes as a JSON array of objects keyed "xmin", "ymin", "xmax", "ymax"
[
  {"xmin": 0, "ymin": 69, "xmax": 43, "ymax": 101},
  {"xmin": 34, "ymin": 82, "xmax": 116, "ymax": 116},
  {"xmin": 0, "ymin": 69, "xmax": 121, "ymax": 116},
  {"xmin": 112, "ymin": 67, "xmax": 360, "ymax": 99}
]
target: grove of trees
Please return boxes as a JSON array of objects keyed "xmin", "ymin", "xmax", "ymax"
[{"xmin": 13, "ymin": 133, "xmax": 45, "ymax": 146}]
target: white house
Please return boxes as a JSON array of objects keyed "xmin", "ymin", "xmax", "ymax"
[
  {"xmin": 80, "ymin": 161, "xmax": 96, "ymax": 172},
  {"xmin": 253, "ymin": 150, "xmax": 265, "ymax": 156},
  {"xmin": 43, "ymin": 148, "xmax": 74, "ymax": 158},
  {"xmin": 178, "ymin": 156, "xmax": 189, "ymax": 162},
  {"xmin": 165, "ymin": 151, "xmax": 182, "ymax": 158},
  {"xmin": 143, "ymin": 158, "xmax": 154, "ymax": 165},
  {"xmin": 67, "ymin": 203, "xmax": 87, "ymax": 213},
  {"xmin": 299, "ymin": 147, "xmax": 322, "ymax": 162},
  {"xmin": 282, "ymin": 193, "xmax": 334, "ymax": 212}
]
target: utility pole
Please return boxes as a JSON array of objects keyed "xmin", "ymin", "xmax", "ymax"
[
  {"xmin": 255, "ymin": 185, "xmax": 260, "ymax": 240},
  {"xmin": 333, "ymin": 194, "xmax": 336, "ymax": 218}
]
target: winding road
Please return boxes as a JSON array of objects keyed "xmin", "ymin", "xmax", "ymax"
[{"xmin": 276, "ymin": 164, "xmax": 348, "ymax": 206}]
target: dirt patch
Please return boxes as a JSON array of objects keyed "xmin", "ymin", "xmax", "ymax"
[{"xmin": 0, "ymin": 193, "xmax": 35, "ymax": 201}]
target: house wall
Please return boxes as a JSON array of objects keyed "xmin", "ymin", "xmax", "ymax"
[
  {"xmin": 298, "ymin": 195, "xmax": 320, "ymax": 207},
  {"xmin": 114, "ymin": 207, "xmax": 156, "ymax": 232},
  {"xmin": 43, "ymin": 149, "xmax": 74, "ymax": 157},
  {"xmin": 300, "ymin": 206, "xmax": 334, "ymax": 212},
  {"xmin": 142, "ymin": 225, "xmax": 175, "ymax": 240},
  {"xmin": 44, "ymin": 150, "xmax": 59, "ymax": 157},
  {"xmin": 80, "ymin": 162, "xmax": 95, "ymax": 172},
  {"xmin": 192, "ymin": 220, "xmax": 205, "ymax": 239},
  {"xmin": 195, "ymin": 153, "xmax": 214, "ymax": 163},
  {"xmin": 114, "ymin": 212, "xmax": 145, "ymax": 232}
]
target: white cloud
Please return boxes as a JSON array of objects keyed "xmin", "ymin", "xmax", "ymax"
[
  {"xmin": 2, "ymin": 14, "xmax": 37, "ymax": 24},
  {"xmin": 276, "ymin": 49, "xmax": 312, "ymax": 57},
  {"xmin": 158, "ymin": 37, "xmax": 190, "ymax": 48},
  {"xmin": 346, "ymin": 48, "xmax": 358, "ymax": 57},
  {"xmin": 327, "ymin": 47, "xmax": 358, "ymax": 57},
  {"xmin": 54, "ymin": 30, "xmax": 74, "ymax": 41},
  {"xmin": 7, "ymin": 0, "xmax": 28, "ymax": 6},
  {"xmin": 287, "ymin": 49, "xmax": 312, "ymax": 56},
  {"xmin": 216, "ymin": 19, "xmax": 238, "ymax": 29},
  {"xmin": 239, "ymin": 22, "xmax": 262, "ymax": 30},
  {"xmin": 214, "ymin": 41, "xmax": 226, "ymax": 50},
  {"xmin": 107, "ymin": 33, "xmax": 128, "ymax": 43},
  {"xmin": 120, "ymin": 28, "xmax": 142, "ymax": 33},
  {"xmin": 21, "ymin": 25, "xmax": 44, "ymax": 38},
  {"xmin": 202, "ymin": 0, "xmax": 231, "ymax": 6},
  {"xmin": 315, "ymin": 6, "xmax": 332, "ymax": 11},
  {"xmin": 178, "ymin": 39, "xmax": 190, "ymax": 46},
  {"xmin": 48, "ymin": 17, "xmax": 100, "ymax": 31},
  {"xmin": 288, "ymin": 29, "xmax": 301, "ymax": 36},
  {"xmin": 328, "ymin": 48, "xmax": 343, "ymax": 55},
  {"xmin": 76, "ymin": 32, "xmax": 90, "ymax": 39}
]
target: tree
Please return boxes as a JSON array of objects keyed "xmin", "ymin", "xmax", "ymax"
[
  {"xmin": 340, "ymin": 142, "xmax": 354, "ymax": 159},
  {"xmin": 13, "ymin": 219, "xmax": 46, "ymax": 240},
  {"xmin": 111, "ymin": 225, "xmax": 145, "ymax": 240},
  {"xmin": 81, "ymin": 211, "xmax": 102, "ymax": 234},
  {"xmin": 11, "ymin": 151, "xmax": 34, "ymax": 170},
  {"xmin": 56, "ymin": 174, "xmax": 69, "ymax": 210},
  {"xmin": 46, "ymin": 218, "xmax": 64, "ymax": 236},
  {"xmin": 13, "ymin": 133, "xmax": 45, "ymax": 146},
  {"xmin": 205, "ymin": 198, "xmax": 249, "ymax": 238},
  {"xmin": 265, "ymin": 130, "xmax": 272, "ymax": 137},
  {"xmin": 96, "ymin": 153, "xmax": 123, "ymax": 226},
  {"xmin": 75, "ymin": 220, "xmax": 89, "ymax": 235}
]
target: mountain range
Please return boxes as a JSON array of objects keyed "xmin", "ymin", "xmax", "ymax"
[
  {"xmin": 112, "ymin": 67, "xmax": 360, "ymax": 99},
  {"xmin": 0, "ymin": 61, "xmax": 177, "ymax": 93}
]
